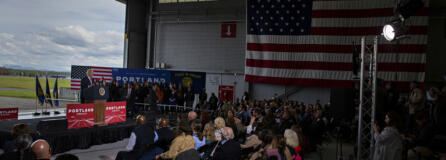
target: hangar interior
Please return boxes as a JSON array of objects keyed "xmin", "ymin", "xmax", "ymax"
[{"xmin": 117, "ymin": 0, "xmax": 446, "ymax": 104}]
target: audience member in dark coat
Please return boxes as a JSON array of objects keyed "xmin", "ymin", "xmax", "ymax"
[
  {"xmin": 406, "ymin": 113, "xmax": 435, "ymax": 159},
  {"xmin": 185, "ymin": 87, "xmax": 195, "ymax": 107},
  {"xmin": 111, "ymin": 81, "xmax": 121, "ymax": 102},
  {"xmin": 2, "ymin": 123, "xmax": 29, "ymax": 153},
  {"xmin": 80, "ymin": 69, "xmax": 94, "ymax": 103},
  {"xmin": 212, "ymin": 127, "xmax": 241, "ymax": 160},
  {"xmin": 176, "ymin": 87, "xmax": 185, "ymax": 106},
  {"xmin": 115, "ymin": 115, "xmax": 158, "ymax": 160},
  {"xmin": 162, "ymin": 84, "xmax": 170, "ymax": 104},
  {"xmin": 279, "ymin": 111, "xmax": 295, "ymax": 134},
  {"xmin": 156, "ymin": 118, "xmax": 174, "ymax": 151},
  {"xmin": 148, "ymin": 86, "xmax": 159, "ymax": 112},
  {"xmin": 0, "ymin": 134, "xmax": 33, "ymax": 160},
  {"xmin": 123, "ymin": 83, "xmax": 136, "ymax": 115},
  {"xmin": 199, "ymin": 89, "xmax": 208, "ymax": 103},
  {"xmin": 308, "ymin": 110, "xmax": 325, "ymax": 146},
  {"xmin": 176, "ymin": 149, "xmax": 200, "ymax": 160},
  {"xmin": 135, "ymin": 85, "xmax": 145, "ymax": 104},
  {"xmin": 209, "ymin": 93, "xmax": 218, "ymax": 110}
]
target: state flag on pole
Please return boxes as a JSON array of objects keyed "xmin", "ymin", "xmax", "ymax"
[
  {"xmin": 53, "ymin": 77, "xmax": 59, "ymax": 106},
  {"xmin": 35, "ymin": 76, "xmax": 45, "ymax": 105},
  {"xmin": 45, "ymin": 77, "xmax": 53, "ymax": 106}
]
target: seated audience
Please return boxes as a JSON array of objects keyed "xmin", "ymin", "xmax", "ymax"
[
  {"xmin": 308, "ymin": 109, "xmax": 325, "ymax": 149},
  {"xmin": 31, "ymin": 139, "xmax": 51, "ymax": 160},
  {"xmin": 265, "ymin": 135, "xmax": 293, "ymax": 160},
  {"xmin": 175, "ymin": 148, "xmax": 200, "ymax": 160},
  {"xmin": 139, "ymin": 118, "xmax": 173, "ymax": 160},
  {"xmin": 246, "ymin": 109, "xmax": 263, "ymax": 134},
  {"xmin": 191, "ymin": 120, "xmax": 206, "ymax": 154},
  {"xmin": 225, "ymin": 110, "xmax": 238, "ymax": 139},
  {"xmin": 373, "ymin": 112, "xmax": 403, "ymax": 160},
  {"xmin": 116, "ymin": 115, "xmax": 158, "ymax": 160},
  {"xmin": 109, "ymin": 85, "xmax": 446, "ymax": 160},
  {"xmin": 406, "ymin": 113, "xmax": 435, "ymax": 160},
  {"xmin": 200, "ymin": 122, "xmax": 217, "ymax": 159},
  {"xmin": 240, "ymin": 128, "xmax": 263, "ymax": 160},
  {"xmin": 214, "ymin": 117, "xmax": 226, "ymax": 129},
  {"xmin": 211, "ymin": 127, "xmax": 241, "ymax": 160},
  {"xmin": 2, "ymin": 123, "xmax": 29, "ymax": 153},
  {"xmin": 241, "ymin": 129, "xmax": 262, "ymax": 149},
  {"xmin": 203, "ymin": 122, "xmax": 216, "ymax": 144},
  {"xmin": 188, "ymin": 111, "xmax": 198, "ymax": 125},
  {"xmin": 0, "ymin": 134, "xmax": 33, "ymax": 160},
  {"xmin": 284, "ymin": 129, "xmax": 301, "ymax": 160},
  {"xmin": 156, "ymin": 118, "xmax": 174, "ymax": 151},
  {"xmin": 199, "ymin": 111, "xmax": 211, "ymax": 127},
  {"xmin": 55, "ymin": 154, "xmax": 79, "ymax": 160},
  {"xmin": 157, "ymin": 121, "xmax": 195, "ymax": 160}
]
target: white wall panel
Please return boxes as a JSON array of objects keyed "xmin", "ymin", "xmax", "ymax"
[
  {"xmin": 287, "ymin": 87, "xmax": 331, "ymax": 105},
  {"xmin": 205, "ymin": 73, "xmax": 248, "ymax": 101},
  {"xmin": 155, "ymin": 22, "xmax": 246, "ymax": 73},
  {"xmin": 251, "ymin": 83, "xmax": 331, "ymax": 105}
]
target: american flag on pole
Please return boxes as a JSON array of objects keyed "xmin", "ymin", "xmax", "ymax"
[
  {"xmin": 71, "ymin": 65, "xmax": 113, "ymax": 90},
  {"xmin": 245, "ymin": 0, "xmax": 428, "ymax": 89}
]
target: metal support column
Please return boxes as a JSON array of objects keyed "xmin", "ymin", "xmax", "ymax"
[{"xmin": 356, "ymin": 36, "xmax": 378, "ymax": 160}]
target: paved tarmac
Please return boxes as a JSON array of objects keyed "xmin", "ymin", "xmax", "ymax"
[
  {"xmin": 0, "ymin": 88, "xmax": 33, "ymax": 91},
  {"xmin": 0, "ymin": 96, "xmax": 78, "ymax": 113}
]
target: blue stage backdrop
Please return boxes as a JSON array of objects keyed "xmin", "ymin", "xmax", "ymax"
[
  {"xmin": 170, "ymin": 71, "xmax": 206, "ymax": 94},
  {"xmin": 71, "ymin": 65, "xmax": 204, "ymax": 92},
  {"xmin": 112, "ymin": 68, "xmax": 170, "ymax": 85}
]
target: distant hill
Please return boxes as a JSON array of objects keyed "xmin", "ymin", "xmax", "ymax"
[
  {"xmin": 0, "ymin": 66, "xmax": 70, "ymax": 78},
  {"xmin": 3, "ymin": 64, "xmax": 37, "ymax": 71}
]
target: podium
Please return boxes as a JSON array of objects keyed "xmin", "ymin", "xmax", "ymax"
[{"xmin": 84, "ymin": 85, "xmax": 109, "ymax": 125}]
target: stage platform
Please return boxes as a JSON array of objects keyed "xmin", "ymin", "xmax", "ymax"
[
  {"xmin": 0, "ymin": 115, "xmax": 136, "ymax": 154},
  {"xmin": 17, "ymin": 108, "xmax": 66, "ymax": 120}
]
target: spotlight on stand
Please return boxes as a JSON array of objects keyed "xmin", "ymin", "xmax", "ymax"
[{"xmin": 382, "ymin": 0, "xmax": 424, "ymax": 42}]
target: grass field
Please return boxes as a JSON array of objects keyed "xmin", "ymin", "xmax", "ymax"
[
  {"xmin": 0, "ymin": 90, "xmax": 36, "ymax": 99},
  {"xmin": 0, "ymin": 76, "xmax": 71, "ymax": 99}
]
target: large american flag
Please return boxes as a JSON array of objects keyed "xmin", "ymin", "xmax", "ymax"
[
  {"xmin": 245, "ymin": 0, "xmax": 428, "ymax": 89},
  {"xmin": 71, "ymin": 65, "xmax": 113, "ymax": 90}
]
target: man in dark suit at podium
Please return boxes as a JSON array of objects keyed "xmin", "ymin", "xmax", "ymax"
[{"xmin": 80, "ymin": 69, "xmax": 94, "ymax": 103}]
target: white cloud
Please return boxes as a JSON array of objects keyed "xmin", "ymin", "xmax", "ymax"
[{"xmin": 0, "ymin": 25, "xmax": 124, "ymax": 71}]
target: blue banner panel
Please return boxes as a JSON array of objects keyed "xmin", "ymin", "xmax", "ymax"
[
  {"xmin": 112, "ymin": 68, "xmax": 170, "ymax": 85},
  {"xmin": 170, "ymin": 71, "xmax": 206, "ymax": 94}
]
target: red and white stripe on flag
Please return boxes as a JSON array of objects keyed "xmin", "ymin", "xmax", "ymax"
[
  {"xmin": 91, "ymin": 66, "xmax": 113, "ymax": 82},
  {"xmin": 245, "ymin": 0, "xmax": 429, "ymax": 89},
  {"xmin": 70, "ymin": 66, "xmax": 113, "ymax": 90}
]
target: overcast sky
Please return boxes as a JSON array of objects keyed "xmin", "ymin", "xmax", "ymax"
[{"xmin": 0, "ymin": 0, "xmax": 125, "ymax": 72}]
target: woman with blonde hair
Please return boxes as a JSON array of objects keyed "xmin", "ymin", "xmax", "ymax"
[
  {"xmin": 156, "ymin": 121, "xmax": 198, "ymax": 160},
  {"xmin": 284, "ymin": 129, "xmax": 302, "ymax": 160},
  {"xmin": 214, "ymin": 117, "xmax": 226, "ymax": 129},
  {"xmin": 203, "ymin": 122, "xmax": 216, "ymax": 143},
  {"xmin": 200, "ymin": 122, "xmax": 217, "ymax": 159}
]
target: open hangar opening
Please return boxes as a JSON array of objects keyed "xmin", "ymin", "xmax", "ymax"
[{"xmin": 117, "ymin": 0, "xmax": 446, "ymax": 105}]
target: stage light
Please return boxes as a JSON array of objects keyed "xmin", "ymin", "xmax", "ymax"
[
  {"xmin": 382, "ymin": 20, "xmax": 407, "ymax": 42},
  {"xmin": 382, "ymin": 0, "xmax": 423, "ymax": 42},
  {"xmin": 382, "ymin": 24, "xmax": 395, "ymax": 41}
]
